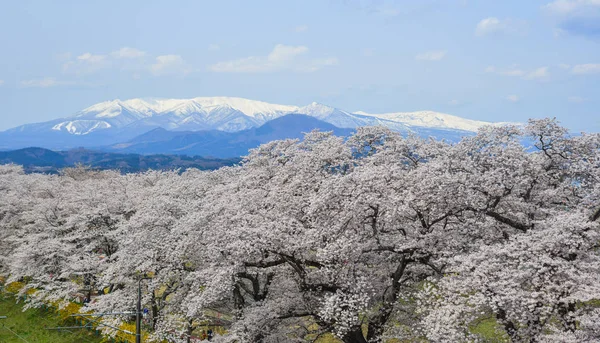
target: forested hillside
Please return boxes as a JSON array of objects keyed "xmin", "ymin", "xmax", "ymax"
[
  {"xmin": 0, "ymin": 147, "xmax": 240, "ymax": 174},
  {"xmin": 0, "ymin": 119, "xmax": 599, "ymax": 342}
]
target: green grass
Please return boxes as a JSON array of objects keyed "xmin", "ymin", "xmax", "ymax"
[
  {"xmin": 469, "ymin": 316, "xmax": 509, "ymax": 343},
  {"xmin": 0, "ymin": 294, "xmax": 104, "ymax": 343},
  {"xmin": 0, "ymin": 290, "xmax": 512, "ymax": 343}
]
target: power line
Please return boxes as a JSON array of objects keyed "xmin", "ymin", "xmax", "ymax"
[
  {"xmin": 1, "ymin": 298, "xmax": 31, "ymax": 342},
  {"xmin": 1, "ymin": 321, "xmax": 32, "ymax": 343},
  {"xmin": 47, "ymin": 275, "xmax": 151, "ymax": 342},
  {"xmin": 1, "ymin": 296, "xmax": 103, "ymax": 343}
]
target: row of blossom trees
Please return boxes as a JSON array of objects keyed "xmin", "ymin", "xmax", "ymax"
[{"xmin": 0, "ymin": 118, "xmax": 599, "ymax": 342}]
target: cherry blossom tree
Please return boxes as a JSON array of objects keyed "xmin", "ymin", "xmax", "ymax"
[
  {"xmin": 418, "ymin": 119, "xmax": 600, "ymax": 342},
  {"xmin": 0, "ymin": 118, "xmax": 598, "ymax": 343}
]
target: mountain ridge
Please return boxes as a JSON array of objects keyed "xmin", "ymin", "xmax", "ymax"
[
  {"xmin": 0, "ymin": 96, "xmax": 516, "ymax": 152},
  {"xmin": 105, "ymin": 114, "xmax": 355, "ymax": 158},
  {"xmin": 2, "ymin": 96, "xmax": 508, "ymax": 135},
  {"xmin": 0, "ymin": 147, "xmax": 240, "ymax": 174}
]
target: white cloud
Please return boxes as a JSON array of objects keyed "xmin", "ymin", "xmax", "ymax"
[
  {"xmin": 77, "ymin": 52, "xmax": 106, "ymax": 63},
  {"xmin": 475, "ymin": 17, "xmax": 524, "ymax": 36},
  {"xmin": 506, "ymin": 95, "xmax": 520, "ymax": 102},
  {"xmin": 415, "ymin": 50, "xmax": 447, "ymax": 61},
  {"xmin": 544, "ymin": 1, "xmax": 600, "ymax": 38},
  {"xmin": 58, "ymin": 48, "xmax": 194, "ymax": 77},
  {"xmin": 295, "ymin": 25, "xmax": 309, "ymax": 32},
  {"xmin": 449, "ymin": 99, "xmax": 461, "ymax": 106},
  {"xmin": 524, "ymin": 67, "xmax": 550, "ymax": 80},
  {"xmin": 209, "ymin": 44, "xmax": 338, "ymax": 73},
  {"xmin": 544, "ymin": 0, "xmax": 600, "ymax": 15},
  {"xmin": 544, "ymin": 0, "xmax": 579, "ymax": 14},
  {"xmin": 0, "ymin": 80, "xmax": 4, "ymax": 86},
  {"xmin": 151, "ymin": 55, "xmax": 189, "ymax": 75},
  {"xmin": 63, "ymin": 52, "xmax": 109, "ymax": 75},
  {"xmin": 558, "ymin": 63, "xmax": 571, "ymax": 69},
  {"xmin": 568, "ymin": 95, "xmax": 585, "ymax": 103},
  {"xmin": 20, "ymin": 77, "xmax": 72, "ymax": 88},
  {"xmin": 268, "ymin": 45, "xmax": 308, "ymax": 63},
  {"xmin": 111, "ymin": 47, "xmax": 146, "ymax": 59},
  {"xmin": 58, "ymin": 48, "xmax": 195, "ymax": 77},
  {"xmin": 476, "ymin": 17, "xmax": 503, "ymax": 36},
  {"xmin": 208, "ymin": 44, "xmax": 220, "ymax": 51},
  {"xmin": 486, "ymin": 65, "xmax": 549, "ymax": 80},
  {"xmin": 572, "ymin": 63, "xmax": 600, "ymax": 74}
]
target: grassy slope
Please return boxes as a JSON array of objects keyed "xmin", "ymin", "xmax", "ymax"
[
  {"xmin": 0, "ymin": 290, "xmax": 506, "ymax": 343},
  {"xmin": 0, "ymin": 294, "xmax": 104, "ymax": 343}
]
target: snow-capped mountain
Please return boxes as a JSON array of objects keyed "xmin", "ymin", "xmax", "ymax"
[
  {"xmin": 296, "ymin": 102, "xmax": 368, "ymax": 128},
  {"xmin": 13, "ymin": 96, "xmax": 502, "ymax": 136},
  {"xmin": 107, "ymin": 114, "xmax": 355, "ymax": 158},
  {"xmin": 293, "ymin": 102, "xmax": 412, "ymax": 132},
  {"xmin": 0, "ymin": 96, "xmax": 509, "ymax": 151},
  {"xmin": 353, "ymin": 110, "xmax": 501, "ymax": 132},
  {"xmin": 49, "ymin": 97, "xmax": 299, "ymax": 135}
]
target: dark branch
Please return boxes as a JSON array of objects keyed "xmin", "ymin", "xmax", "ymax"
[
  {"xmin": 485, "ymin": 210, "xmax": 531, "ymax": 232},
  {"xmin": 591, "ymin": 206, "xmax": 600, "ymax": 222},
  {"xmin": 244, "ymin": 258, "xmax": 286, "ymax": 268},
  {"xmin": 277, "ymin": 311, "xmax": 315, "ymax": 320}
]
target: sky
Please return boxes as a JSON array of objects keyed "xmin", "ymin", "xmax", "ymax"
[{"xmin": 0, "ymin": 0, "xmax": 599, "ymax": 132}]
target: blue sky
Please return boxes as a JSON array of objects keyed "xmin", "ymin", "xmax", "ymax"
[{"xmin": 0, "ymin": 0, "xmax": 599, "ymax": 131}]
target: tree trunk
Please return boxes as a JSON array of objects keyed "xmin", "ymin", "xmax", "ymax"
[
  {"xmin": 366, "ymin": 312, "xmax": 389, "ymax": 342},
  {"xmin": 366, "ymin": 257, "xmax": 410, "ymax": 341},
  {"xmin": 342, "ymin": 326, "xmax": 368, "ymax": 343},
  {"xmin": 151, "ymin": 291, "xmax": 159, "ymax": 330},
  {"xmin": 496, "ymin": 308, "xmax": 520, "ymax": 342},
  {"xmin": 252, "ymin": 332, "xmax": 265, "ymax": 343},
  {"xmin": 186, "ymin": 318, "xmax": 194, "ymax": 343},
  {"xmin": 558, "ymin": 302, "xmax": 577, "ymax": 332}
]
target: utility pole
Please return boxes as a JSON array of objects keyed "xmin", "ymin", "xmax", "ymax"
[
  {"xmin": 47, "ymin": 275, "xmax": 149, "ymax": 342},
  {"xmin": 136, "ymin": 275, "xmax": 150, "ymax": 343},
  {"xmin": 136, "ymin": 277, "xmax": 142, "ymax": 343}
]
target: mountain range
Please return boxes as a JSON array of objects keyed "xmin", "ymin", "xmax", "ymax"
[
  {"xmin": 0, "ymin": 96, "xmax": 510, "ymax": 158},
  {"xmin": 107, "ymin": 114, "xmax": 355, "ymax": 157}
]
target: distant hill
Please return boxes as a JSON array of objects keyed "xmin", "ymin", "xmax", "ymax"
[
  {"xmin": 106, "ymin": 114, "xmax": 355, "ymax": 158},
  {"xmin": 0, "ymin": 147, "xmax": 240, "ymax": 174}
]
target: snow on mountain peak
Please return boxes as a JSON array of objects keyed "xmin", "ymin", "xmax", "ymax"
[
  {"xmin": 79, "ymin": 100, "xmax": 124, "ymax": 118},
  {"xmin": 297, "ymin": 102, "xmax": 336, "ymax": 116},
  {"xmin": 76, "ymin": 97, "xmax": 496, "ymax": 132},
  {"xmin": 77, "ymin": 99, "xmax": 155, "ymax": 120},
  {"xmin": 77, "ymin": 97, "xmax": 299, "ymax": 119},
  {"xmin": 355, "ymin": 110, "xmax": 496, "ymax": 132},
  {"xmin": 20, "ymin": 96, "xmax": 513, "ymax": 138},
  {"xmin": 52, "ymin": 120, "xmax": 112, "ymax": 135},
  {"xmin": 191, "ymin": 97, "xmax": 298, "ymax": 117}
]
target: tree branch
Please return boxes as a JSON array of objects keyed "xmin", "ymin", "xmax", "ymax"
[
  {"xmin": 591, "ymin": 206, "xmax": 600, "ymax": 222},
  {"xmin": 485, "ymin": 210, "xmax": 531, "ymax": 232}
]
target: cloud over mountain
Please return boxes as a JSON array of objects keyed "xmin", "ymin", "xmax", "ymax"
[{"xmin": 209, "ymin": 45, "xmax": 338, "ymax": 73}]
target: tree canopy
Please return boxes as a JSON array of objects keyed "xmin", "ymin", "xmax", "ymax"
[{"xmin": 1, "ymin": 119, "xmax": 599, "ymax": 343}]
